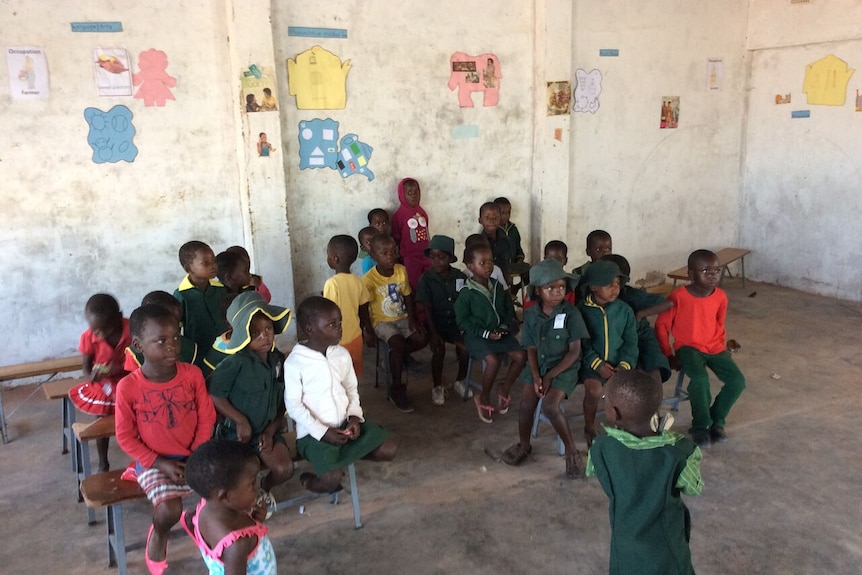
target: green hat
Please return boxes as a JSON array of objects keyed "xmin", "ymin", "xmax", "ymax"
[
  {"xmin": 424, "ymin": 234, "xmax": 457, "ymax": 263},
  {"xmin": 224, "ymin": 291, "xmax": 291, "ymax": 353},
  {"xmin": 581, "ymin": 260, "xmax": 629, "ymax": 288},
  {"xmin": 528, "ymin": 258, "xmax": 579, "ymax": 299}
]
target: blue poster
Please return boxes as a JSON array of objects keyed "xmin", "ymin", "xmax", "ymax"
[
  {"xmin": 83, "ymin": 105, "xmax": 138, "ymax": 163},
  {"xmin": 298, "ymin": 118, "xmax": 339, "ymax": 169},
  {"xmin": 336, "ymin": 134, "xmax": 374, "ymax": 181}
]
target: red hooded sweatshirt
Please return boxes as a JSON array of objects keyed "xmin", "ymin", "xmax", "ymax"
[{"xmin": 391, "ymin": 177, "xmax": 430, "ymax": 259}]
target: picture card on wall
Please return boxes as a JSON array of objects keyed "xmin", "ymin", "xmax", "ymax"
[
  {"xmin": 93, "ymin": 48, "xmax": 132, "ymax": 97},
  {"xmin": 287, "ymin": 46, "xmax": 351, "ymax": 110},
  {"xmin": 7, "ymin": 46, "xmax": 49, "ymax": 100},
  {"xmin": 133, "ymin": 49, "xmax": 176, "ymax": 107},
  {"xmin": 448, "ymin": 52, "xmax": 500, "ymax": 108},
  {"xmin": 547, "ymin": 81, "xmax": 571, "ymax": 116},
  {"xmin": 241, "ymin": 65, "xmax": 278, "ymax": 113},
  {"xmin": 573, "ymin": 69, "xmax": 601, "ymax": 113},
  {"xmin": 660, "ymin": 97, "xmax": 679, "ymax": 129},
  {"xmin": 803, "ymin": 54, "xmax": 854, "ymax": 106},
  {"xmin": 84, "ymin": 105, "xmax": 138, "ymax": 163}
]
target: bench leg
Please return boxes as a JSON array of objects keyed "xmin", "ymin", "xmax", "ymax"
[
  {"xmin": 62, "ymin": 397, "xmax": 76, "ymax": 455},
  {"xmin": 0, "ymin": 390, "xmax": 7, "ymax": 445},
  {"xmin": 78, "ymin": 440, "xmax": 97, "ymax": 523},
  {"xmin": 106, "ymin": 503, "xmax": 128, "ymax": 575},
  {"xmin": 741, "ymin": 256, "xmax": 746, "ymax": 288},
  {"xmin": 347, "ymin": 463, "xmax": 362, "ymax": 529}
]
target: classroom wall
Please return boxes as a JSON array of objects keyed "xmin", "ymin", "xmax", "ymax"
[{"xmin": 741, "ymin": 0, "xmax": 862, "ymax": 300}]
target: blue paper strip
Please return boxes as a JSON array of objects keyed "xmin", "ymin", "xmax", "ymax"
[
  {"xmin": 288, "ymin": 27, "xmax": 348, "ymax": 39},
  {"xmin": 452, "ymin": 125, "xmax": 479, "ymax": 139},
  {"xmin": 791, "ymin": 110, "xmax": 810, "ymax": 118},
  {"xmin": 71, "ymin": 22, "xmax": 123, "ymax": 32},
  {"xmin": 599, "ymin": 49, "xmax": 619, "ymax": 57}
]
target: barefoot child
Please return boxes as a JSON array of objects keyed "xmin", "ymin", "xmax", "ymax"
[
  {"xmin": 69, "ymin": 293, "xmax": 131, "ymax": 472},
  {"xmin": 323, "ymin": 235, "xmax": 371, "ymax": 377},
  {"xmin": 115, "ymin": 304, "xmax": 216, "ymax": 574},
  {"xmin": 586, "ymin": 370, "xmax": 703, "ymax": 575},
  {"xmin": 454, "ymin": 243, "xmax": 526, "ymax": 423},
  {"xmin": 502, "ymin": 259, "xmax": 589, "ymax": 478},
  {"xmin": 285, "ymin": 296, "xmax": 397, "ymax": 493},
  {"xmin": 184, "ymin": 440, "xmax": 277, "ymax": 575}
]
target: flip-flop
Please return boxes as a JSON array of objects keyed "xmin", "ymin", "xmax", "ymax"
[
  {"xmin": 473, "ymin": 396, "xmax": 495, "ymax": 423},
  {"xmin": 145, "ymin": 524, "xmax": 168, "ymax": 575},
  {"xmin": 501, "ymin": 443, "xmax": 531, "ymax": 466},
  {"xmin": 496, "ymin": 394, "xmax": 512, "ymax": 415}
]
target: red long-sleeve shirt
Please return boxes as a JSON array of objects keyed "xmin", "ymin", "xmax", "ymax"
[
  {"xmin": 115, "ymin": 363, "xmax": 215, "ymax": 468},
  {"xmin": 655, "ymin": 287, "xmax": 727, "ymax": 356}
]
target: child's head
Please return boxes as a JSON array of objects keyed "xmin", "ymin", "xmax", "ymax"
[
  {"xmin": 582, "ymin": 260, "xmax": 628, "ymax": 306},
  {"xmin": 585, "ymin": 230, "xmax": 613, "ymax": 262},
  {"xmin": 130, "ymin": 304, "xmax": 180, "ymax": 369},
  {"xmin": 399, "ymin": 178, "xmax": 421, "ymax": 207},
  {"xmin": 493, "ymin": 197, "xmax": 512, "ymax": 225},
  {"xmin": 140, "ymin": 291, "xmax": 183, "ymax": 325},
  {"xmin": 84, "ymin": 293, "xmax": 123, "ymax": 339},
  {"xmin": 463, "ymin": 244, "xmax": 494, "ymax": 281},
  {"xmin": 327, "ymin": 234, "xmax": 359, "ymax": 271},
  {"xmin": 224, "ymin": 291, "xmax": 290, "ymax": 355},
  {"xmin": 296, "ymin": 296, "xmax": 343, "ymax": 348},
  {"xmin": 259, "ymin": 132, "xmax": 267, "ymax": 142},
  {"xmin": 369, "ymin": 235, "xmax": 397, "ymax": 272},
  {"xmin": 478, "ymin": 202, "xmax": 501, "ymax": 235},
  {"xmin": 367, "ymin": 208, "xmax": 390, "ymax": 235},
  {"xmin": 424, "ymin": 235, "xmax": 458, "ymax": 274},
  {"xmin": 357, "ymin": 226, "xmax": 379, "ymax": 254},
  {"xmin": 263, "ymin": 88, "xmax": 272, "ymax": 97},
  {"xmin": 687, "ymin": 249, "xmax": 721, "ymax": 290},
  {"xmin": 246, "ymin": 94, "xmax": 256, "ymax": 104},
  {"xmin": 529, "ymin": 258, "xmax": 577, "ymax": 306},
  {"xmin": 604, "ymin": 370, "xmax": 663, "ymax": 430},
  {"xmin": 543, "ymin": 240, "xmax": 569, "ymax": 266},
  {"xmin": 179, "ymin": 241, "xmax": 217, "ymax": 282},
  {"xmin": 601, "ymin": 254, "xmax": 631, "ymax": 282},
  {"xmin": 215, "ymin": 250, "xmax": 252, "ymax": 293},
  {"xmin": 186, "ymin": 439, "xmax": 260, "ymax": 508},
  {"xmin": 225, "ymin": 245, "xmax": 251, "ymax": 265}
]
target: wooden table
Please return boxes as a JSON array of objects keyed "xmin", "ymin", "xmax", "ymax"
[{"xmin": 667, "ymin": 248, "xmax": 751, "ymax": 287}]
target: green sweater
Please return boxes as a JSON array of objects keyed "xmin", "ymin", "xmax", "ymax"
[
  {"xmin": 577, "ymin": 294, "xmax": 638, "ymax": 371},
  {"xmin": 454, "ymin": 278, "xmax": 516, "ymax": 339}
]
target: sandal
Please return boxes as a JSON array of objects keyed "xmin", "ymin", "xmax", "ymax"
[
  {"xmin": 145, "ymin": 524, "xmax": 169, "ymax": 575},
  {"xmin": 565, "ymin": 451, "xmax": 584, "ymax": 479},
  {"xmin": 496, "ymin": 394, "xmax": 512, "ymax": 415},
  {"xmin": 501, "ymin": 443, "xmax": 532, "ymax": 466},
  {"xmin": 584, "ymin": 427, "xmax": 598, "ymax": 449},
  {"xmin": 473, "ymin": 396, "xmax": 495, "ymax": 423}
]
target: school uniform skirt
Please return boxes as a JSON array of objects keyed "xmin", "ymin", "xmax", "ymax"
[
  {"xmin": 463, "ymin": 333, "xmax": 522, "ymax": 359},
  {"xmin": 296, "ymin": 421, "xmax": 390, "ymax": 475}
]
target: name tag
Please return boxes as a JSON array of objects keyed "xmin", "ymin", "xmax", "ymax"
[{"xmin": 554, "ymin": 313, "xmax": 566, "ymax": 329}]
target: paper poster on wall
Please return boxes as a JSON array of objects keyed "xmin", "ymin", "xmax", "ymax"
[
  {"xmin": 241, "ymin": 65, "xmax": 278, "ymax": 112},
  {"xmin": 574, "ymin": 69, "xmax": 602, "ymax": 113},
  {"xmin": 775, "ymin": 94, "xmax": 791, "ymax": 104},
  {"xmin": 133, "ymin": 49, "xmax": 176, "ymax": 107},
  {"xmin": 258, "ymin": 133, "xmax": 276, "ymax": 157},
  {"xmin": 803, "ymin": 54, "xmax": 855, "ymax": 106},
  {"xmin": 448, "ymin": 53, "xmax": 501, "ymax": 108},
  {"xmin": 298, "ymin": 118, "xmax": 339, "ymax": 169},
  {"xmin": 337, "ymin": 134, "xmax": 374, "ymax": 181},
  {"xmin": 546, "ymin": 81, "xmax": 571, "ymax": 116},
  {"xmin": 660, "ymin": 97, "xmax": 679, "ymax": 129},
  {"xmin": 706, "ymin": 58, "xmax": 723, "ymax": 91},
  {"xmin": 93, "ymin": 48, "xmax": 132, "ymax": 97},
  {"xmin": 287, "ymin": 46, "xmax": 351, "ymax": 110},
  {"xmin": 6, "ymin": 46, "xmax": 49, "ymax": 99},
  {"xmin": 856, "ymin": 90, "xmax": 862, "ymax": 112},
  {"xmin": 84, "ymin": 105, "xmax": 138, "ymax": 163}
]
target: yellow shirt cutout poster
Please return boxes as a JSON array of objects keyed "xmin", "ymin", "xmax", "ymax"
[
  {"xmin": 287, "ymin": 46, "xmax": 351, "ymax": 109},
  {"xmin": 803, "ymin": 54, "xmax": 855, "ymax": 106}
]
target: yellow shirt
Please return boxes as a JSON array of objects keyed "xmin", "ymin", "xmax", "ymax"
[
  {"xmin": 323, "ymin": 273, "xmax": 370, "ymax": 344},
  {"xmin": 362, "ymin": 264, "xmax": 411, "ymax": 327}
]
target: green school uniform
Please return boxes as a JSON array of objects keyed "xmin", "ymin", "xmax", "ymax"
[
  {"xmin": 415, "ymin": 266, "xmax": 467, "ymax": 343},
  {"xmin": 454, "ymin": 277, "xmax": 520, "ymax": 358},
  {"xmin": 577, "ymin": 295, "xmax": 638, "ymax": 378},
  {"xmin": 481, "ymin": 228, "xmax": 512, "ymax": 273},
  {"xmin": 174, "ymin": 276, "xmax": 228, "ymax": 353},
  {"xmin": 619, "ymin": 285, "xmax": 672, "ymax": 381}
]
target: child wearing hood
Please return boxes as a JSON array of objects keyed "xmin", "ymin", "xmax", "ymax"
[{"xmin": 391, "ymin": 177, "xmax": 431, "ymax": 290}]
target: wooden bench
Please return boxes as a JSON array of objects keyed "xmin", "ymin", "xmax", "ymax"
[
  {"xmin": 73, "ymin": 416, "xmax": 117, "ymax": 523},
  {"xmin": 42, "ymin": 377, "xmax": 87, "ymax": 459},
  {"xmin": 667, "ymin": 247, "xmax": 751, "ymax": 288},
  {"xmin": 0, "ymin": 355, "xmax": 83, "ymax": 444},
  {"xmin": 80, "ymin": 470, "xmax": 146, "ymax": 575}
]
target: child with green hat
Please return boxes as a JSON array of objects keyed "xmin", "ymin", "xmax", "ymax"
[
  {"xmin": 577, "ymin": 260, "xmax": 639, "ymax": 447},
  {"xmin": 206, "ymin": 291, "xmax": 293, "ymax": 518}
]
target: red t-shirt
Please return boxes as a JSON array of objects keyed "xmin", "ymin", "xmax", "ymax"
[
  {"xmin": 78, "ymin": 318, "xmax": 132, "ymax": 381},
  {"xmin": 115, "ymin": 363, "xmax": 216, "ymax": 468},
  {"xmin": 655, "ymin": 286, "xmax": 727, "ymax": 356}
]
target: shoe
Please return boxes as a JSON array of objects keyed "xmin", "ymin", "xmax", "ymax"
[
  {"xmin": 389, "ymin": 386, "xmax": 415, "ymax": 413},
  {"xmin": 709, "ymin": 426, "xmax": 727, "ymax": 443},
  {"xmin": 496, "ymin": 394, "xmax": 511, "ymax": 415},
  {"xmin": 453, "ymin": 379, "xmax": 473, "ymax": 399},
  {"xmin": 256, "ymin": 488, "xmax": 277, "ymax": 520},
  {"xmin": 565, "ymin": 451, "xmax": 584, "ymax": 479},
  {"xmin": 145, "ymin": 524, "xmax": 168, "ymax": 575},
  {"xmin": 431, "ymin": 386, "xmax": 445, "ymax": 406},
  {"xmin": 473, "ymin": 396, "xmax": 494, "ymax": 423},
  {"xmin": 501, "ymin": 443, "xmax": 531, "ymax": 466},
  {"xmin": 691, "ymin": 428, "xmax": 711, "ymax": 447}
]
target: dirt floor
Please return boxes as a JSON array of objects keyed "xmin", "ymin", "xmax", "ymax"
[{"xmin": 1, "ymin": 280, "xmax": 860, "ymax": 575}]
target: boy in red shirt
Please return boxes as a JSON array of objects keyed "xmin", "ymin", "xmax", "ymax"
[
  {"xmin": 116, "ymin": 304, "xmax": 216, "ymax": 575},
  {"xmin": 655, "ymin": 249, "xmax": 746, "ymax": 447}
]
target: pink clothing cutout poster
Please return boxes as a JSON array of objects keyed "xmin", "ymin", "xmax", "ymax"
[
  {"xmin": 133, "ymin": 49, "xmax": 176, "ymax": 107},
  {"xmin": 448, "ymin": 52, "xmax": 501, "ymax": 108}
]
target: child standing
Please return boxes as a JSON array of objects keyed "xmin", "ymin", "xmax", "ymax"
[
  {"xmin": 577, "ymin": 260, "xmax": 638, "ymax": 446},
  {"xmin": 391, "ymin": 178, "xmax": 431, "ymax": 290},
  {"xmin": 454, "ymin": 244, "xmax": 526, "ymax": 423},
  {"xmin": 207, "ymin": 291, "xmax": 294, "ymax": 518},
  {"xmin": 573, "ymin": 229, "xmax": 613, "ymax": 276},
  {"xmin": 586, "ymin": 370, "xmax": 703, "ymax": 575},
  {"xmin": 494, "ymin": 197, "xmax": 526, "ymax": 268},
  {"xmin": 501, "ymin": 259, "xmax": 588, "ymax": 478},
  {"xmin": 655, "ymin": 249, "xmax": 746, "ymax": 447},
  {"xmin": 359, "ymin": 234, "xmax": 428, "ymax": 412},
  {"xmin": 415, "ymin": 235, "xmax": 470, "ymax": 405},
  {"xmin": 215, "ymin": 250, "xmax": 254, "ymax": 295},
  {"xmin": 115, "ymin": 304, "xmax": 216, "ymax": 574},
  {"xmin": 477, "ymin": 202, "xmax": 512, "ymax": 274},
  {"xmin": 184, "ymin": 440, "xmax": 277, "ymax": 575},
  {"xmin": 323, "ymin": 235, "xmax": 371, "ymax": 377},
  {"xmin": 285, "ymin": 296, "xmax": 396, "ymax": 493},
  {"xmin": 367, "ymin": 208, "xmax": 390, "ymax": 235},
  {"xmin": 174, "ymin": 240, "xmax": 228, "ymax": 352},
  {"xmin": 124, "ymin": 291, "xmax": 199, "ymax": 371},
  {"xmin": 226, "ymin": 245, "xmax": 272, "ymax": 303},
  {"xmin": 354, "ymin": 226, "xmax": 380, "ymax": 277},
  {"xmin": 69, "ymin": 293, "xmax": 131, "ymax": 472}
]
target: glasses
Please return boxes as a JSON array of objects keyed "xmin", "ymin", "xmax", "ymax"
[
  {"xmin": 541, "ymin": 285, "xmax": 566, "ymax": 293},
  {"xmin": 698, "ymin": 267, "xmax": 722, "ymax": 275}
]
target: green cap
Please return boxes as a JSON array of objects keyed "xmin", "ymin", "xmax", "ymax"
[
  {"xmin": 424, "ymin": 235, "xmax": 457, "ymax": 263},
  {"xmin": 581, "ymin": 260, "xmax": 629, "ymax": 288},
  {"xmin": 528, "ymin": 258, "xmax": 579, "ymax": 299}
]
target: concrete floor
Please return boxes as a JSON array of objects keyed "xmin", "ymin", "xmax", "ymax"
[{"xmin": 1, "ymin": 281, "xmax": 860, "ymax": 575}]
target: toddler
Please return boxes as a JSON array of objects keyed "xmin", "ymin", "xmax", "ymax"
[
  {"xmin": 323, "ymin": 235, "xmax": 371, "ymax": 376},
  {"xmin": 285, "ymin": 296, "xmax": 397, "ymax": 493},
  {"xmin": 477, "ymin": 202, "xmax": 512, "ymax": 273},
  {"xmin": 207, "ymin": 291, "xmax": 294, "ymax": 518},
  {"xmin": 586, "ymin": 370, "xmax": 703, "ymax": 575},
  {"xmin": 391, "ymin": 177, "xmax": 431, "ymax": 290},
  {"xmin": 226, "ymin": 245, "xmax": 272, "ymax": 303},
  {"xmin": 174, "ymin": 240, "xmax": 228, "ymax": 352},
  {"xmin": 69, "ymin": 293, "xmax": 131, "ymax": 472},
  {"xmin": 454, "ymin": 244, "xmax": 526, "ymax": 423},
  {"xmin": 125, "ymin": 291, "xmax": 199, "ymax": 370},
  {"xmin": 115, "ymin": 304, "xmax": 216, "ymax": 574}
]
